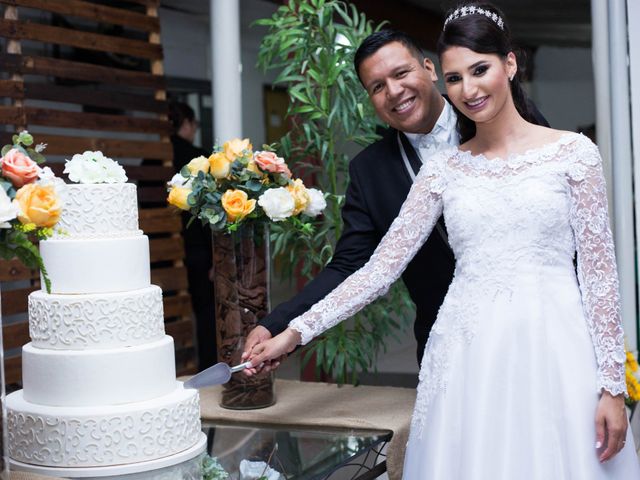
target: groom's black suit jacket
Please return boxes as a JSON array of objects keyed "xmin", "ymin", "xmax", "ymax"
[
  {"xmin": 260, "ymin": 127, "xmax": 453, "ymax": 363},
  {"xmin": 259, "ymin": 99, "xmax": 549, "ymax": 363}
]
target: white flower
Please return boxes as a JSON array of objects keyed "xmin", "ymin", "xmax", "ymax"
[
  {"xmin": 167, "ymin": 172, "xmax": 193, "ymax": 189},
  {"xmin": 239, "ymin": 460, "xmax": 282, "ymax": 480},
  {"xmin": 36, "ymin": 166, "xmax": 65, "ymax": 190},
  {"xmin": 0, "ymin": 188, "xmax": 18, "ymax": 228},
  {"xmin": 258, "ymin": 187, "xmax": 295, "ymax": 222},
  {"xmin": 63, "ymin": 151, "xmax": 128, "ymax": 184},
  {"xmin": 303, "ymin": 188, "xmax": 326, "ymax": 217}
]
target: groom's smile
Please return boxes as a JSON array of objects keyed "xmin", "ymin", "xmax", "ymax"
[{"xmin": 358, "ymin": 41, "xmax": 444, "ymax": 134}]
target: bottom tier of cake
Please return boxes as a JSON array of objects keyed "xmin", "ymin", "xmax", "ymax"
[
  {"xmin": 8, "ymin": 434, "xmax": 207, "ymax": 479},
  {"xmin": 6, "ymin": 382, "xmax": 203, "ymax": 470}
]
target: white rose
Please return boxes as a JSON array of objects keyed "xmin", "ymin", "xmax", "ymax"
[
  {"xmin": 258, "ymin": 187, "xmax": 295, "ymax": 222},
  {"xmin": 0, "ymin": 188, "xmax": 18, "ymax": 228},
  {"xmin": 99, "ymin": 156, "xmax": 128, "ymax": 183},
  {"xmin": 64, "ymin": 151, "xmax": 127, "ymax": 184},
  {"xmin": 167, "ymin": 172, "xmax": 193, "ymax": 189},
  {"xmin": 36, "ymin": 166, "xmax": 65, "ymax": 190},
  {"xmin": 303, "ymin": 188, "xmax": 326, "ymax": 217}
]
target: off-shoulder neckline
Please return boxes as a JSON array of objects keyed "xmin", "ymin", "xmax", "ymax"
[{"xmin": 455, "ymin": 132, "xmax": 582, "ymax": 164}]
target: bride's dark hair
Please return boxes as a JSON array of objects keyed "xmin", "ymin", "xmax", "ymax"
[{"xmin": 437, "ymin": 2, "xmax": 539, "ymax": 143}]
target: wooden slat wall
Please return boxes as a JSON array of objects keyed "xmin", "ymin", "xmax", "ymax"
[{"xmin": 0, "ymin": 0, "xmax": 197, "ymax": 384}]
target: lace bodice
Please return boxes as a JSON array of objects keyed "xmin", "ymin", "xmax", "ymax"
[{"xmin": 289, "ymin": 132, "xmax": 626, "ymax": 396}]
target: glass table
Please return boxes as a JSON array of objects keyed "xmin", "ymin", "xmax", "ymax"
[
  {"xmin": 9, "ymin": 423, "xmax": 391, "ymax": 480},
  {"xmin": 204, "ymin": 422, "xmax": 391, "ymax": 480}
]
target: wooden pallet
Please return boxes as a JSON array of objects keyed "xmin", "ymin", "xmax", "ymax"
[{"xmin": 0, "ymin": 0, "xmax": 197, "ymax": 384}]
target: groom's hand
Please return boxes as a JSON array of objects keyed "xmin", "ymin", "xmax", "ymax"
[
  {"xmin": 246, "ymin": 328, "xmax": 301, "ymax": 375},
  {"xmin": 241, "ymin": 325, "xmax": 274, "ymax": 376}
]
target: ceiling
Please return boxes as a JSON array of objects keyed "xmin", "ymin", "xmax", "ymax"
[{"xmin": 160, "ymin": 0, "xmax": 593, "ymax": 48}]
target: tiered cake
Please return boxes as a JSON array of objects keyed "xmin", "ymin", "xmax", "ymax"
[{"xmin": 6, "ymin": 180, "xmax": 207, "ymax": 477}]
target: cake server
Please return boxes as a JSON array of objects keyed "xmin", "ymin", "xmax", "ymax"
[{"xmin": 183, "ymin": 361, "xmax": 252, "ymax": 389}]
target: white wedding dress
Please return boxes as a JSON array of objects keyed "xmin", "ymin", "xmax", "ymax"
[{"xmin": 289, "ymin": 132, "xmax": 640, "ymax": 479}]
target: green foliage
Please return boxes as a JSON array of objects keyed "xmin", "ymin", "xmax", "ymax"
[
  {"xmin": 201, "ymin": 455, "xmax": 229, "ymax": 480},
  {"xmin": 256, "ymin": 0, "xmax": 415, "ymax": 384}
]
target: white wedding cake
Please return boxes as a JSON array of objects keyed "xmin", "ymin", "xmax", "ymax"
[{"xmin": 6, "ymin": 155, "xmax": 207, "ymax": 477}]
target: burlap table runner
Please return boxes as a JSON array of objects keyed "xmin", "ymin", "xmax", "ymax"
[{"xmin": 198, "ymin": 378, "xmax": 416, "ymax": 480}]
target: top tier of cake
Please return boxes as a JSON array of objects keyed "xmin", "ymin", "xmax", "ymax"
[{"xmin": 53, "ymin": 183, "xmax": 141, "ymax": 239}]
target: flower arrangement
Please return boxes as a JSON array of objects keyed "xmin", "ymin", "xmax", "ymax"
[
  {"xmin": 166, "ymin": 138, "xmax": 326, "ymax": 232},
  {"xmin": 626, "ymin": 347, "xmax": 640, "ymax": 407},
  {"xmin": 0, "ymin": 131, "xmax": 61, "ymax": 292}
]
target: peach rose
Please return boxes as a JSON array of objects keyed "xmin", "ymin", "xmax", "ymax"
[
  {"xmin": 253, "ymin": 151, "xmax": 291, "ymax": 177},
  {"xmin": 209, "ymin": 152, "xmax": 231, "ymax": 179},
  {"xmin": 2, "ymin": 148, "xmax": 39, "ymax": 188},
  {"xmin": 223, "ymin": 138, "xmax": 252, "ymax": 161},
  {"xmin": 186, "ymin": 155, "xmax": 210, "ymax": 175},
  {"xmin": 286, "ymin": 179, "xmax": 310, "ymax": 215},
  {"xmin": 167, "ymin": 186, "xmax": 192, "ymax": 211},
  {"xmin": 14, "ymin": 183, "xmax": 61, "ymax": 227},
  {"xmin": 221, "ymin": 189, "xmax": 256, "ymax": 222}
]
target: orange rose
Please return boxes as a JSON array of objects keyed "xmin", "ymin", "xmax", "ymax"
[
  {"xmin": 208, "ymin": 152, "xmax": 231, "ymax": 179},
  {"xmin": 253, "ymin": 151, "xmax": 291, "ymax": 177},
  {"xmin": 221, "ymin": 189, "xmax": 256, "ymax": 222},
  {"xmin": 167, "ymin": 186, "xmax": 192, "ymax": 211},
  {"xmin": 286, "ymin": 179, "xmax": 310, "ymax": 215},
  {"xmin": 2, "ymin": 148, "xmax": 39, "ymax": 188},
  {"xmin": 14, "ymin": 183, "xmax": 61, "ymax": 227},
  {"xmin": 223, "ymin": 138, "xmax": 252, "ymax": 161}
]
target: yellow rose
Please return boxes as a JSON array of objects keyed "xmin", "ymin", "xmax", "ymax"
[
  {"xmin": 186, "ymin": 155, "xmax": 210, "ymax": 175},
  {"xmin": 223, "ymin": 138, "xmax": 252, "ymax": 161},
  {"xmin": 167, "ymin": 186, "xmax": 192, "ymax": 211},
  {"xmin": 286, "ymin": 179, "xmax": 310, "ymax": 215},
  {"xmin": 208, "ymin": 152, "xmax": 231, "ymax": 179},
  {"xmin": 14, "ymin": 183, "xmax": 61, "ymax": 228},
  {"xmin": 246, "ymin": 160, "xmax": 263, "ymax": 176},
  {"xmin": 221, "ymin": 189, "xmax": 256, "ymax": 222}
]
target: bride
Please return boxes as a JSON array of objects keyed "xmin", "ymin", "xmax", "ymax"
[{"xmin": 247, "ymin": 3, "xmax": 640, "ymax": 478}]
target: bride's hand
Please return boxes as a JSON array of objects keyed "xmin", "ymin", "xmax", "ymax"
[
  {"xmin": 595, "ymin": 391, "xmax": 628, "ymax": 462},
  {"xmin": 246, "ymin": 328, "xmax": 301, "ymax": 373}
]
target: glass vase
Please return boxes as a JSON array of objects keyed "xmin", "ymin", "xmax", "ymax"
[{"xmin": 211, "ymin": 223, "xmax": 275, "ymax": 409}]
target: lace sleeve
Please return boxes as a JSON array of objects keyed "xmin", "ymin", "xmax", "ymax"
[
  {"xmin": 566, "ymin": 137, "xmax": 626, "ymax": 396},
  {"xmin": 288, "ymin": 150, "xmax": 450, "ymax": 345}
]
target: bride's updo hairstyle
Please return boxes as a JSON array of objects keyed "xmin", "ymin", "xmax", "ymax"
[{"xmin": 437, "ymin": 3, "xmax": 538, "ymax": 143}]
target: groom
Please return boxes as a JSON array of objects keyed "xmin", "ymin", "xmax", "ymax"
[{"xmin": 242, "ymin": 29, "xmax": 547, "ymax": 367}]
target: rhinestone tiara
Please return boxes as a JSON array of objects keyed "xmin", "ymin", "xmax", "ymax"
[{"xmin": 443, "ymin": 5, "xmax": 505, "ymax": 30}]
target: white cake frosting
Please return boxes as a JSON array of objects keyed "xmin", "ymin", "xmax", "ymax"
[
  {"xmin": 22, "ymin": 337, "xmax": 176, "ymax": 406},
  {"xmin": 53, "ymin": 183, "xmax": 141, "ymax": 239},
  {"xmin": 9, "ymin": 179, "xmax": 205, "ymax": 475},
  {"xmin": 29, "ymin": 286, "xmax": 164, "ymax": 350},
  {"xmin": 40, "ymin": 236, "xmax": 150, "ymax": 294},
  {"xmin": 6, "ymin": 384, "xmax": 201, "ymax": 468}
]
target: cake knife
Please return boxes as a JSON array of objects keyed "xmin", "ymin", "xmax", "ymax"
[{"xmin": 183, "ymin": 361, "xmax": 253, "ymax": 389}]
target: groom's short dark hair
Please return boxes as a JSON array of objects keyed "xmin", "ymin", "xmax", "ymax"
[{"xmin": 354, "ymin": 29, "xmax": 425, "ymax": 84}]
